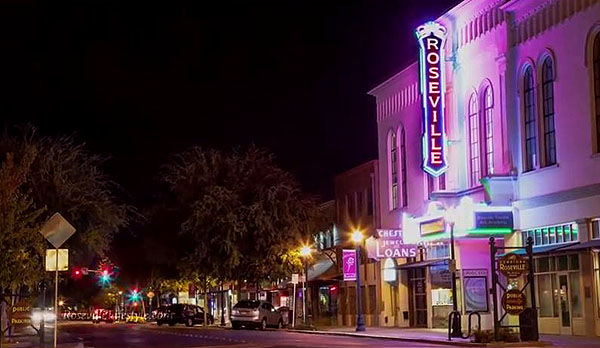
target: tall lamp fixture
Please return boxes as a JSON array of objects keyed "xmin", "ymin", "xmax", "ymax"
[
  {"xmin": 445, "ymin": 207, "xmax": 462, "ymax": 338},
  {"xmin": 351, "ymin": 230, "xmax": 366, "ymax": 332},
  {"xmin": 300, "ymin": 245, "xmax": 312, "ymax": 326}
]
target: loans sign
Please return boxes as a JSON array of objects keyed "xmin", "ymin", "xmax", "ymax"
[
  {"xmin": 416, "ymin": 21, "xmax": 448, "ymax": 177},
  {"xmin": 366, "ymin": 229, "xmax": 418, "ymax": 260}
]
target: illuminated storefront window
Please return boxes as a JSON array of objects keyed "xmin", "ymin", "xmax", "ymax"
[{"xmin": 522, "ymin": 223, "xmax": 578, "ymax": 247}]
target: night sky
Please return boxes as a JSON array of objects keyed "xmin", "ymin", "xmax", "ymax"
[{"xmin": 1, "ymin": 0, "xmax": 459, "ymax": 201}]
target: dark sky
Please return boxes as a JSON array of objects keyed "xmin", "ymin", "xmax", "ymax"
[{"xmin": 1, "ymin": 0, "xmax": 460, "ymax": 203}]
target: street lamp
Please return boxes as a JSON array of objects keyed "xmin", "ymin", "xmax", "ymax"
[
  {"xmin": 445, "ymin": 207, "xmax": 462, "ymax": 338},
  {"xmin": 351, "ymin": 229, "xmax": 366, "ymax": 332},
  {"xmin": 300, "ymin": 245, "xmax": 312, "ymax": 326}
]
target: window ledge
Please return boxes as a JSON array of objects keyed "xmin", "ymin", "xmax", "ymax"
[{"xmin": 520, "ymin": 163, "xmax": 559, "ymax": 177}]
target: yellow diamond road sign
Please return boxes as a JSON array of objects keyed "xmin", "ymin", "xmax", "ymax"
[{"xmin": 40, "ymin": 213, "xmax": 76, "ymax": 249}]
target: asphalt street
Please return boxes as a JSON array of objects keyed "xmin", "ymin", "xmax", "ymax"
[{"xmin": 55, "ymin": 323, "xmax": 450, "ymax": 348}]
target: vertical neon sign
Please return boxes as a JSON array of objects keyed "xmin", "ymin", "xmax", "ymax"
[{"xmin": 416, "ymin": 22, "xmax": 448, "ymax": 177}]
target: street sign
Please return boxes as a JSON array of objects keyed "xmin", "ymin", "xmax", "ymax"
[
  {"xmin": 498, "ymin": 254, "xmax": 528, "ymax": 278},
  {"xmin": 10, "ymin": 300, "xmax": 32, "ymax": 327},
  {"xmin": 342, "ymin": 249, "xmax": 357, "ymax": 281},
  {"xmin": 502, "ymin": 289, "xmax": 527, "ymax": 315},
  {"xmin": 45, "ymin": 249, "xmax": 69, "ymax": 271},
  {"xmin": 291, "ymin": 274, "xmax": 299, "ymax": 285},
  {"xmin": 40, "ymin": 213, "xmax": 76, "ymax": 249}
]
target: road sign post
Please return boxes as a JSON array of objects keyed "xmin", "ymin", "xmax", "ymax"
[
  {"xmin": 291, "ymin": 274, "xmax": 298, "ymax": 328},
  {"xmin": 40, "ymin": 213, "xmax": 75, "ymax": 348}
]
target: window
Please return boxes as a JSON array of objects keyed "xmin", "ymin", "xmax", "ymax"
[
  {"xmin": 523, "ymin": 66, "xmax": 537, "ymax": 171},
  {"xmin": 367, "ymin": 184, "xmax": 374, "ymax": 216},
  {"xmin": 389, "ymin": 131, "xmax": 399, "ymax": 210},
  {"xmin": 438, "ymin": 173, "xmax": 446, "ymax": 191},
  {"xmin": 594, "ymin": 253, "xmax": 600, "ymax": 318},
  {"xmin": 594, "ymin": 34, "xmax": 600, "ymax": 152},
  {"xmin": 592, "ymin": 219, "xmax": 600, "ymax": 239},
  {"xmin": 356, "ymin": 191, "xmax": 363, "ymax": 218},
  {"xmin": 400, "ymin": 128, "xmax": 408, "ymax": 207},
  {"xmin": 541, "ymin": 57, "xmax": 556, "ymax": 166},
  {"xmin": 522, "ymin": 223, "xmax": 579, "ymax": 246},
  {"xmin": 427, "ymin": 175, "xmax": 434, "ymax": 198},
  {"xmin": 468, "ymin": 93, "xmax": 481, "ymax": 186},
  {"xmin": 483, "ymin": 86, "xmax": 494, "ymax": 175}
]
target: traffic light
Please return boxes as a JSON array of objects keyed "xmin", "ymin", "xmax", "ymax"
[
  {"xmin": 71, "ymin": 267, "xmax": 83, "ymax": 280},
  {"xmin": 98, "ymin": 267, "xmax": 112, "ymax": 286},
  {"xmin": 129, "ymin": 289, "xmax": 141, "ymax": 302}
]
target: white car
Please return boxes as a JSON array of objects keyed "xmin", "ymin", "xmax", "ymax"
[{"xmin": 231, "ymin": 300, "xmax": 284, "ymax": 330}]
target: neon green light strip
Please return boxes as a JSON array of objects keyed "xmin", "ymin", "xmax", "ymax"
[{"xmin": 467, "ymin": 228, "xmax": 512, "ymax": 235}]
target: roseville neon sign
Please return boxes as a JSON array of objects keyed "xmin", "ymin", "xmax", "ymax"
[{"xmin": 416, "ymin": 21, "xmax": 448, "ymax": 177}]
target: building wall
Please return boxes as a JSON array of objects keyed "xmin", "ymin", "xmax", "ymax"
[{"xmin": 368, "ymin": 0, "xmax": 600, "ymax": 335}]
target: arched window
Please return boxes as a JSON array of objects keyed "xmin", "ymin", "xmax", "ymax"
[
  {"xmin": 468, "ymin": 93, "xmax": 481, "ymax": 187},
  {"xmin": 383, "ymin": 258, "xmax": 397, "ymax": 282},
  {"xmin": 400, "ymin": 128, "xmax": 408, "ymax": 207},
  {"xmin": 483, "ymin": 86, "xmax": 494, "ymax": 175},
  {"xmin": 523, "ymin": 66, "xmax": 537, "ymax": 171},
  {"xmin": 389, "ymin": 130, "xmax": 398, "ymax": 210},
  {"xmin": 541, "ymin": 57, "xmax": 556, "ymax": 166},
  {"xmin": 594, "ymin": 34, "xmax": 600, "ymax": 152}
]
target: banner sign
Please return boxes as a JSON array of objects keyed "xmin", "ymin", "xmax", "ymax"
[
  {"xmin": 342, "ymin": 249, "xmax": 357, "ymax": 281},
  {"xmin": 420, "ymin": 218, "xmax": 445, "ymax": 236},
  {"xmin": 416, "ymin": 21, "xmax": 448, "ymax": 177},
  {"xmin": 475, "ymin": 211, "xmax": 514, "ymax": 229},
  {"xmin": 498, "ymin": 254, "xmax": 527, "ymax": 278},
  {"xmin": 366, "ymin": 229, "xmax": 417, "ymax": 259}
]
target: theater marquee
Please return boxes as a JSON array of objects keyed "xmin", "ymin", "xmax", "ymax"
[{"xmin": 416, "ymin": 21, "xmax": 448, "ymax": 177}]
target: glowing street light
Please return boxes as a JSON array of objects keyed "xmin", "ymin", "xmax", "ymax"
[
  {"xmin": 352, "ymin": 229, "xmax": 366, "ymax": 332},
  {"xmin": 299, "ymin": 244, "xmax": 312, "ymax": 326}
]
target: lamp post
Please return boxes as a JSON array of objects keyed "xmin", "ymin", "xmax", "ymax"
[
  {"xmin": 445, "ymin": 208, "xmax": 462, "ymax": 338},
  {"xmin": 300, "ymin": 245, "xmax": 311, "ymax": 326},
  {"xmin": 351, "ymin": 230, "xmax": 366, "ymax": 332}
]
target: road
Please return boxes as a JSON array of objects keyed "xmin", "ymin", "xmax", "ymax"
[{"xmin": 54, "ymin": 322, "xmax": 449, "ymax": 348}]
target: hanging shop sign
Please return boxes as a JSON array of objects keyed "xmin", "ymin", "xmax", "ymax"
[
  {"xmin": 420, "ymin": 218, "xmax": 445, "ymax": 236},
  {"xmin": 498, "ymin": 254, "xmax": 528, "ymax": 278},
  {"xmin": 475, "ymin": 211, "xmax": 514, "ymax": 229},
  {"xmin": 10, "ymin": 300, "xmax": 32, "ymax": 327},
  {"xmin": 342, "ymin": 249, "xmax": 357, "ymax": 282},
  {"xmin": 501, "ymin": 289, "xmax": 526, "ymax": 315},
  {"xmin": 366, "ymin": 229, "xmax": 418, "ymax": 260},
  {"xmin": 416, "ymin": 21, "xmax": 448, "ymax": 177}
]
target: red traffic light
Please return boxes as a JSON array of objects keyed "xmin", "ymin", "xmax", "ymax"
[{"xmin": 71, "ymin": 267, "xmax": 83, "ymax": 279}]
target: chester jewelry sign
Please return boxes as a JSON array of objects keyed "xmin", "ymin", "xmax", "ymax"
[
  {"xmin": 366, "ymin": 229, "xmax": 418, "ymax": 260},
  {"xmin": 416, "ymin": 21, "xmax": 448, "ymax": 177}
]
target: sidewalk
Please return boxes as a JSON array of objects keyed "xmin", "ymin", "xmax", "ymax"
[{"xmin": 287, "ymin": 325, "xmax": 600, "ymax": 347}]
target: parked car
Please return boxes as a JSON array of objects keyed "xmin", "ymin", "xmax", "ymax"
[
  {"xmin": 92, "ymin": 309, "xmax": 114, "ymax": 324},
  {"xmin": 156, "ymin": 304, "xmax": 214, "ymax": 327},
  {"xmin": 231, "ymin": 300, "xmax": 284, "ymax": 330}
]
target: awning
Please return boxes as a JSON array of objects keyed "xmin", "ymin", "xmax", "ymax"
[
  {"xmin": 559, "ymin": 239, "xmax": 600, "ymax": 251},
  {"xmin": 308, "ymin": 254, "xmax": 338, "ymax": 282},
  {"xmin": 498, "ymin": 242, "xmax": 578, "ymax": 257},
  {"xmin": 397, "ymin": 258, "xmax": 449, "ymax": 269}
]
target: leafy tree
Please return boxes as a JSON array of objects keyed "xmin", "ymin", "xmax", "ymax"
[
  {"xmin": 162, "ymin": 146, "xmax": 322, "ymax": 289},
  {"xmin": 0, "ymin": 126, "xmax": 135, "ymax": 291}
]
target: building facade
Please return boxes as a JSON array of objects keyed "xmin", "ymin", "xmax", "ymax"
[
  {"xmin": 368, "ymin": 0, "xmax": 600, "ymax": 336},
  {"xmin": 332, "ymin": 160, "xmax": 382, "ymax": 327}
]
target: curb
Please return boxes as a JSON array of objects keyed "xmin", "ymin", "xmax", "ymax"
[{"xmin": 285, "ymin": 328, "xmax": 486, "ymax": 347}]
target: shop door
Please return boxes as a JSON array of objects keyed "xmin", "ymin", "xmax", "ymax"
[
  {"xmin": 408, "ymin": 267, "xmax": 427, "ymax": 327},
  {"xmin": 557, "ymin": 273, "xmax": 572, "ymax": 335}
]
